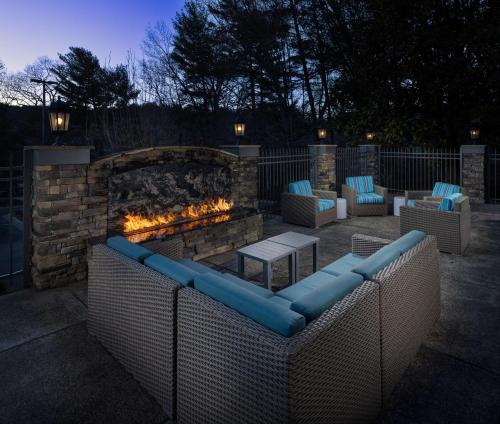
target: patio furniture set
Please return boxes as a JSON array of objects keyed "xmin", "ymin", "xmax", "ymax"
[
  {"xmin": 282, "ymin": 177, "xmax": 471, "ymax": 255},
  {"xmin": 88, "ymin": 223, "xmax": 440, "ymax": 423}
]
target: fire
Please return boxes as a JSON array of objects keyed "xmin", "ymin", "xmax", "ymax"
[{"xmin": 123, "ymin": 197, "xmax": 234, "ymax": 233}]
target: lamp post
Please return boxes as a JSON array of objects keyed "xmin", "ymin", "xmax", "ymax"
[
  {"xmin": 30, "ymin": 78, "xmax": 59, "ymax": 144},
  {"xmin": 365, "ymin": 130, "xmax": 375, "ymax": 142},
  {"xmin": 316, "ymin": 127, "xmax": 327, "ymax": 142},
  {"xmin": 48, "ymin": 96, "xmax": 70, "ymax": 133},
  {"xmin": 233, "ymin": 116, "xmax": 246, "ymax": 145},
  {"xmin": 469, "ymin": 124, "xmax": 480, "ymax": 143}
]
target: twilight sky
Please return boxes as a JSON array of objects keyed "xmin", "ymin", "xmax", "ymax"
[{"xmin": 0, "ymin": 0, "xmax": 185, "ymax": 72}]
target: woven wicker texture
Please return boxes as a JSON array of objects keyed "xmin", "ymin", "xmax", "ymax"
[
  {"xmin": 177, "ymin": 281, "xmax": 381, "ymax": 424},
  {"xmin": 352, "ymin": 234, "xmax": 392, "ymax": 256},
  {"xmin": 342, "ymin": 184, "xmax": 388, "ymax": 216},
  {"xmin": 400, "ymin": 198, "xmax": 471, "ymax": 254},
  {"xmin": 141, "ymin": 237, "xmax": 184, "ymax": 259},
  {"xmin": 370, "ymin": 236, "xmax": 441, "ymax": 401},
  {"xmin": 88, "ymin": 244, "xmax": 180, "ymax": 417},
  {"xmin": 282, "ymin": 189, "xmax": 337, "ymax": 228}
]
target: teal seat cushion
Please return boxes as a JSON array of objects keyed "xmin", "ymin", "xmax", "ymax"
[
  {"xmin": 352, "ymin": 244, "xmax": 401, "ymax": 279},
  {"xmin": 439, "ymin": 193, "xmax": 462, "ymax": 212},
  {"xmin": 356, "ymin": 193, "xmax": 384, "ymax": 204},
  {"xmin": 390, "ymin": 230, "xmax": 426, "ymax": 254},
  {"xmin": 346, "ymin": 176, "xmax": 374, "ymax": 194},
  {"xmin": 291, "ymin": 272, "xmax": 364, "ymax": 322},
  {"xmin": 432, "ymin": 182, "xmax": 461, "ymax": 198},
  {"xmin": 107, "ymin": 236, "xmax": 153, "ymax": 263},
  {"xmin": 177, "ymin": 258, "xmax": 221, "ymax": 276},
  {"xmin": 194, "ymin": 273, "xmax": 306, "ymax": 337},
  {"xmin": 268, "ymin": 295, "xmax": 292, "ymax": 309},
  {"xmin": 289, "ymin": 180, "xmax": 313, "ymax": 196},
  {"xmin": 222, "ymin": 273, "xmax": 273, "ymax": 298},
  {"xmin": 144, "ymin": 254, "xmax": 199, "ymax": 287},
  {"xmin": 322, "ymin": 253, "xmax": 365, "ymax": 277},
  {"xmin": 276, "ymin": 271, "xmax": 338, "ymax": 302},
  {"xmin": 318, "ymin": 198, "xmax": 335, "ymax": 211}
]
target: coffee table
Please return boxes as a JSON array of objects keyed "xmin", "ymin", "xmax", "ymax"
[
  {"xmin": 267, "ymin": 232, "xmax": 320, "ymax": 280},
  {"xmin": 237, "ymin": 240, "xmax": 295, "ymax": 289}
]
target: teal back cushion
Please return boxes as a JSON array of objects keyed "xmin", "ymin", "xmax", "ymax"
[
  {"xmin": 432, "ymin": 182, "xmax": 461, "ymax": 198},
  {"xmin": 440, "ymin": 193, "xmax": 462, "ymax": 212},
  {"xmin": 289, "ymin": 180, "xmax": 313, "ymax": 196},
  {"xmin": 144, "ymin": 254, "xmax": 199, "ymax": 287},
  {"xmin": 346, "ymin": 176, "xmax": 374, "ymax": 194},
  {"xmin": 106, "ymin": 236, "xmax": 153, "ymax": 263},
  {"xmin": 390, "ymin": 230, "xmax": 426, "ymax": 254},
  {"xmin": 290, "ymin": 272, "xmax": 364, "ymax": 322},
  {"xmin": 352, "ymin": 244, "xmax": 401, "ymax": 279},
  {"xmin": 194, "ymin": 273, "xmax": 306, "ymax": 337}
]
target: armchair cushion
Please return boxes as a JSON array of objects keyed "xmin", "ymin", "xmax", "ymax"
[
  {"xmin": 356, "ymin": 193, "xmax": 384, "ymax": 204},
  {"xmin": 288, "ymin": 180, "xmax": 313, "ymax": 196},
  {"xmin": 439, "ymin": 193, "xmax": 462, "ymax": 212},
  {"xmin": 145, "ymin": 254, "xmax": 199, "ymax": 287},
  {"xmin": 346, "ymin": 176, "xmax": 375, "ymax": 194},
  {"xmin": 318, "ymin": 198, "xmax": 335, "ymax": 211},
  {"xmin": 290, "ymin": 272, "xmax": 364, "ymax": 322},
  {"xmin": 322, "ymin": 253, "xmax": 365, "ymax": 277},
  {"xmin": 106, "ymin": 236, "xmax": 153, "ymax": 263},
  {"xmin": 432, "ymin": 182, "xmax": 461, "ymax": 198},
  {"xmin": 194, "ymin": 273, "xmax": 306, "ymax": 337}
]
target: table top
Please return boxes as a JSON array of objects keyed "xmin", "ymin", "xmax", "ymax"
[
  {"xmin": 267, "ymin": 231, "xmax": 320, "ymax": 249},
  {"xmin": 237, "ymin": 239, "xmax": 296, "ymax": 262}
]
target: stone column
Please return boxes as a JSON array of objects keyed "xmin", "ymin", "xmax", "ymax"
[
  {"xmin": 219, "ymin": 145, "xmax": 260, "ymax": 209},
  {"xmin": 308, "ymin": 144, "xmax": 336, "ymax": 191},
  {"xmin": 26, "ymin": 146, "xmax": 98, "ymax": 289},
  {"xmin": 461, "ymin": 145, "xmax": 486, "ymax": 204},
  {"xmin": 359, "ymin": 144, "xmax": 379, "ymax": 184}
]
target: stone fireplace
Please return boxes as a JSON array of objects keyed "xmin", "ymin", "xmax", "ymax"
[{"xmin": 26, "ymin": 145, "xmax": 262, "ymax": 289}]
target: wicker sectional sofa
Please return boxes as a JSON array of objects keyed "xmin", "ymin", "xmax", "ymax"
[{"xmin": 88, "ymin": 231, "xmax": 441, "ymax": 423}]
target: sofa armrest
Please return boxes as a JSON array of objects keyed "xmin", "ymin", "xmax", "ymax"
[
  {"xmin": 142, "ymin": 237, "xmax": 184, "ymax": 260},
  {"xmin": 313, "ymin": 189, "xmax": 337, "ymax": 201},
  {"xmin": 405, "ymin": 190, "xmax": 432, "ymax": 201},
  {"xmin": 374, "ymin": 185, "xmax": 388, "ymax": 200},
  {"xmin": 352, "ymin": 234, "xmax": 392, "ymax": 256}
]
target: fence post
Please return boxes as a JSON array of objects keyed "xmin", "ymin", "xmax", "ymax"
[
  {"xmin": 460, "ymin": 144, "xmax": 486, "ymax": 204},
  {"xmin": 359, "ymin": 144, "xmax": 379, "ymax": 183},
  {"xmin": 219, "ymin": 145, "xmax": 260, "ymax": 209},
  {"xmin": 308, "ymin": 144, "xmax": 336, "ymax": 191}
]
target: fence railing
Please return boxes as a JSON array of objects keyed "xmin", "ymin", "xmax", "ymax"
[
  {"xmin": 379, "ymin": 147, "xmax": 461, "ymax": 193},
  {"xmin": 487, "ymin": 147, "xmax": 500, "ymax": 203},
  {"xmin": 335, "ymin": 147, "xmax": 369, "ymax": 194},
  {"xmin": 257, "ymin": 147, "xmax": 316, "ymax": 212}
]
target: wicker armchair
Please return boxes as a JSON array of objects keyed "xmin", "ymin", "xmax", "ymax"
[
  {"xmin": 177, "ymin": 281, "xmax": 382, "ymax": 424},
  {"xmin": 88, "ymin": 238, "xmax": 184, "ymax": 418},
  {"xmin": 282, "ymin": 186, "xmax": 337, "ymax": 228},
  {"xmin": 342, "ymin": 183, "xmax": 389, "ymax": 216},
  {"xmin": 400, "ymin": 196, "xmax": 471, "ymax": 254}
]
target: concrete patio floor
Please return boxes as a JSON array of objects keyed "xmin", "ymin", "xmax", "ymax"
[{"xmin": 1, "ymin": 207, "xmax": 500, "ymax": 423}]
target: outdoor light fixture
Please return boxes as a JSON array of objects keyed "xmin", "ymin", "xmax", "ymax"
[
  {"xmin": 234, "ymin": 116, "xmax": 246, "ymax": 138},
  {"xmin": 366, "ymin": 130, "xmax": 375, "ymax": 142},
  {"xmin": 48, "ymin": 96, "xmax": 70, "ymax": 133},
  {"xmin": 470, "ymin": 126, "xmax": 480, "ymax": 142},
  {"xmin": 317, "ymin": 128, "xmax": 327, "ymax": 141}
]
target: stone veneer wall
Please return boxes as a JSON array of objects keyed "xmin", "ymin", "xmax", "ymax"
[
  {"xmin": 460, "ymin": 145, "xmax": 486, "ymax": 204},
  {"xmin": 309, "ymin": 145, "xmax": 336, "ymax": 191},
  {"xmin": 29, "ymin": 146, "xmax": 260, "ymax": 290}
]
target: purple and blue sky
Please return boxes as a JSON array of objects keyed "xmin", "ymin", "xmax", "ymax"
[{"xmin": 0, "ymin": 0, "xmax": 185, "ymax": 72}]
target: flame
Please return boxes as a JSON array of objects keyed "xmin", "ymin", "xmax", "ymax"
[{"xmin": 123, "ymin": 197, "xmax": 234, "ymax": 234}]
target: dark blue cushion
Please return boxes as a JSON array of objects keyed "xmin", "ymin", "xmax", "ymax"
[
  {"xmin": 390, "ymin": 230, "xmax": 426, "ymax": 254},
  {"xmin": 352, "ymin": 244, "xmax": 401, "ymax": 279},
  {"xmin": 288, "ymin": 180, "xmax": 313, "ymax": 196},
  {"xmin": 177, "ymin": 258, "xmax": 221, "ymax": 276},
  {"xmin": 106, "ymin": 236, "xmax": 153, "ymax": 263},
  {"xmin": 222, "ymin": 273, "xmax": 273, "ymax": 298},
  {"xmin": 144, "ymin": 254, "xmax": 199, "ymax": 287},
  {"xmin": 318, "ymin": 198, "xmax": 335, "ymax": 211},
  {"xmin": 291, "ymin": 272, "xmax": 364, "ymax": 322},
  {"xmin": 276, "ymin": 271, "xmax": 338, "ymax": 302},
  {"xmin": 322, "ymin": 253, "xmax": 365, "ymax": 277},
  {"xmin": 194, "ymin": 273, "xmax": 306, "ymax": 337}
]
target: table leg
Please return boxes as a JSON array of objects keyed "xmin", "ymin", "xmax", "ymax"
[
  {"xmin": 238, "ymin": 255, "xmax": 245, "ymax": 278},
  {"xmin": 289, "ymin": 254, "xmax": 296, "ymax": 284},
  {"xmin": 294, "ymin": 251, "xmax": 300, "ymax": 282},
  {"xmin": 313, "ymin": 242, "xmax": 319, "ymax": 272},
  {"xmin": 263, "ymin": 262, "xmax": 272, "ymax": 289}
]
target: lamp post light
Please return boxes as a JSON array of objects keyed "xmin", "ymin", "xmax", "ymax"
[
  {"xmin": 469, "ymin": 126, "xmax": 480, "ymax": 143},
  {"xmin": 49, "ymin": 96, "xmax": 70, "ymax": 133},
  {"xmin": 366, "ymin": 130, "xmax": 375, "ymax": 142},
  {"xmin": 30, "ymin": 78, "xmax": 59, "ymax": 144},
  {"xmin": 233, "ymin": 116, "xmax": 246, "ymax": 144},
  {"xmin": 316, "ymin": 127, "xmax": 327, "ymax": 142}
]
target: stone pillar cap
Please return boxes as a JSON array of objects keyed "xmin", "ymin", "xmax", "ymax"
[
  {"xmin": 26, "ymin": 145, "xmax": 93, "ymax": 166},
  {"xmin": 219, "ymin": 145, "xmax": 261, "ymax": 158},
  {"xmin": 460, "ymin": 145, "xmax": 486, "ymax": 154}
]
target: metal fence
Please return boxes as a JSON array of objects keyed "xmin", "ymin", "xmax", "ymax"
[
  {"xmin": 335, "ymin": 147, "xmax": 369, "ymax": 194},
  {"xmin": 487, "ymin": 147, "xmax": 500, "ymax": 203},
  {"xmin": 0, "ymin": 152, "xmax": 24, "ymax": 294},
  {"xmin": 257, "ymin": 147, "xmax": 316, "ymax": 212},
  {"xmin": 379, "ymin": 147, "xmax": 461, "ymax": 193}
]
